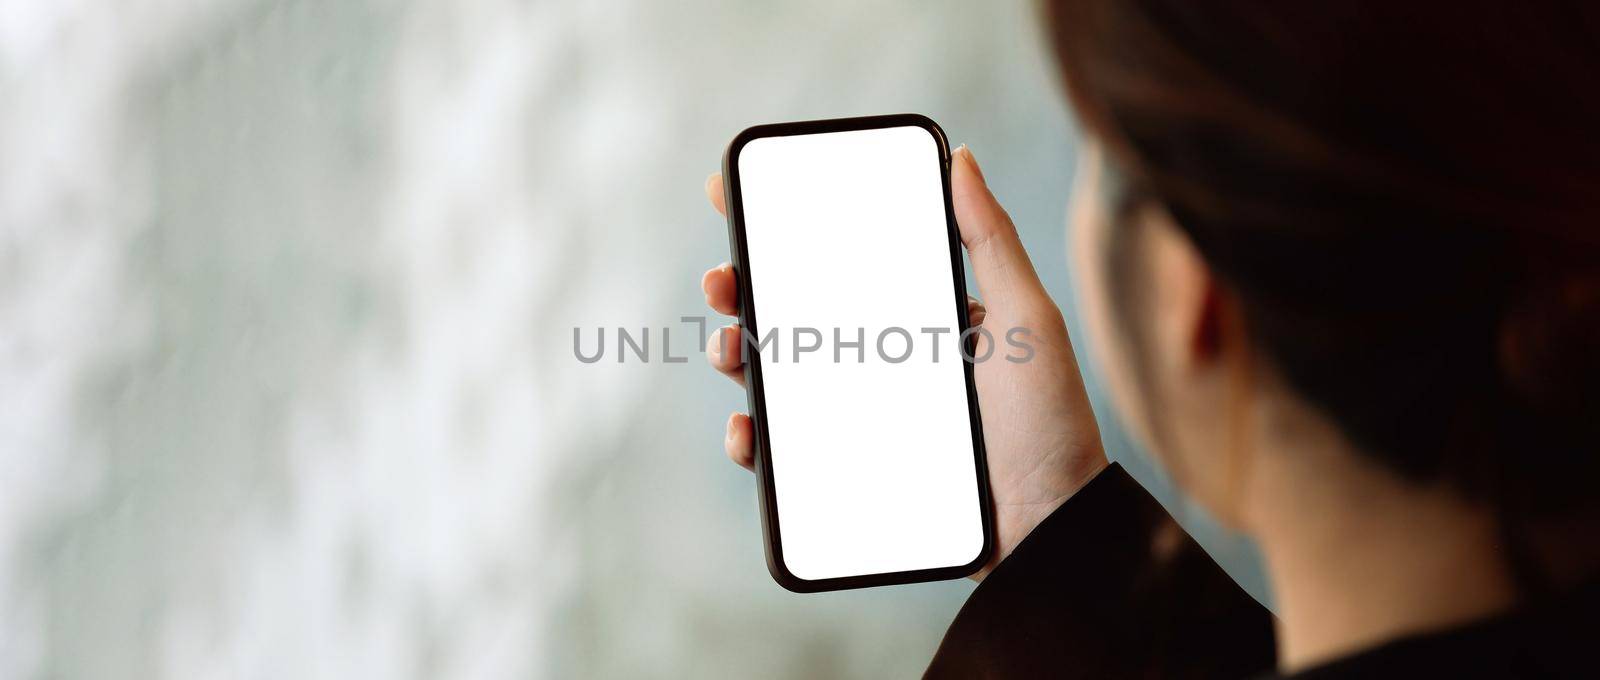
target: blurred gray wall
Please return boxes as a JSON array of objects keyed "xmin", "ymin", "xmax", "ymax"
[{"xmin": 0, "ymin": 1, "xmax": 1265, "ymax": 678}]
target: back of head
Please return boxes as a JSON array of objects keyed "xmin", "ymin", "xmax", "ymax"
[{"xmin": 1044, "ymin": 1, "xmax": 1600, "ymax": 582}]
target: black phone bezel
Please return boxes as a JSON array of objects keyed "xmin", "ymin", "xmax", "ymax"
[{"xmin": 720, "ymin": 113, "xmax": 995, "ymax": 593}]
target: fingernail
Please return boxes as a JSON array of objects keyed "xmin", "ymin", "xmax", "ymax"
[
  {"xmin": 959, "ymin": 144, "xmax": 986, "ymax": 182},
  {"xmin": 707, "ymin": 328, "xmax": 722, "ymax": 357},
  {"xmin": 726, "ymin": 416, "xmax": 737, "ymax": 442}
]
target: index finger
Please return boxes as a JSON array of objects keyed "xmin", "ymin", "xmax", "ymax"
[{"xmin": 705, "ymin": 173, "xmax": 727, "ymax": 216}]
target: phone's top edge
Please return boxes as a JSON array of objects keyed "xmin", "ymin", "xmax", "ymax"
[{"xmin": 723, "ymin": 113, "xmax": 949, "ymax": 170}]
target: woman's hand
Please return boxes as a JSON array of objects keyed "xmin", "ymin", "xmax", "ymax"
[{"xmin": 701, "ymin": 146, "xmax": 1108, "ymax": 578}]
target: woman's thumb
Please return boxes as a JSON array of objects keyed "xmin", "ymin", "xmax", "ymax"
[{"xmin": 950, "ymin": 145, "xmax": 1052, "ymax": 316}]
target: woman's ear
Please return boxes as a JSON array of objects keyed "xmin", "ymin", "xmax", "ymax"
[
  {"xmin": 1140, "ymin": 207, "xmax": 1228, "ymax": 378},
  {"xmin": 1135, "ymin": 207, "xmax": 1259, "ymax": 528},
  {"xmin": 1192, "ymin": 281, "xmax": 1227, "ymax": 363}
]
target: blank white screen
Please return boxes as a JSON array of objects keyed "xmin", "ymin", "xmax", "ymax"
[{"xmin": 738, "ymin": 125, "xmax": 984, "ymax": 582}]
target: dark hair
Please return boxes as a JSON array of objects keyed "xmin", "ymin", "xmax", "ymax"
[{"xmin": 1044, "ymin": 3, "xmax": 1599, "ymax": 542}]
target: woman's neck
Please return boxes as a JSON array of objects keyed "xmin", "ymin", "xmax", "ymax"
[{"xmin": 1251, "ymin": 427, "xmax": 1518, "ymax": 672}]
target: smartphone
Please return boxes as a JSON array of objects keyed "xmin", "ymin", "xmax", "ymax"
[{"xmin": 721, "ymin": 114, "xmax": 993, "ymax": 592}]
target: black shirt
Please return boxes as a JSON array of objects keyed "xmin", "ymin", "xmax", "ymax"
[{"xmin": 925, "ymin": 463, "xmax": 1598, "ymax": 678}]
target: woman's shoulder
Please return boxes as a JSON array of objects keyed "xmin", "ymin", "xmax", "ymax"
[{"xmin": 1281, "ymin": 579, "xmax": 1600, "ymax": 679}]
